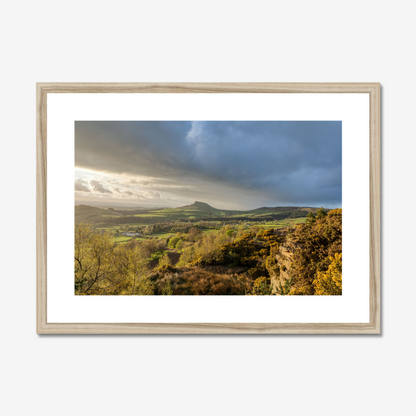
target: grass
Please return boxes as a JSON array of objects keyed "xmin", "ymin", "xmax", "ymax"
[
  {"xmin": 201, "ymin": 228, "xmax": 220, "ymax": 235},
  {"xmin": 78, "ymin": 204, "xmax": 312, "ymax": 234},
  {"xmin": 104, "ymin": 217, "xmax": 306, "ymax": 244},
  {"xmin": 250, "ymin": 218, "xmax": 306, "ymax": 230},
  {"xmin": 150, "ymin": 232, "xmax": 175, "ymax": 239},
  {"xmin": 112, "ymin": 235, "xmax": 134, "ymax": 243}
]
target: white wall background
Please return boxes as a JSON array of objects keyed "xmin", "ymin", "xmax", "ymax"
[{"xmin": 0, "ymin": 1, "xmax": 412, "ymax": 415}]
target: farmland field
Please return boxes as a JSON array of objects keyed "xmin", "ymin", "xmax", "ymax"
[
  {"xmin": 77, "ymin": 201, "xmax": 312, "ymax": 243},
  {"xmin": 76, "ymin": 201, "xmax": 315, "ymax": 227}
]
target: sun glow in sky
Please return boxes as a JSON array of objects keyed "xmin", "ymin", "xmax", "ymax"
[{"xmin": 75, "ymin": 121, "xmax": 342, "ymax": 210}]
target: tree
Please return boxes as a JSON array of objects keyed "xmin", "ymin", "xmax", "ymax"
[
  {"xmin": 75, "ymin": 223, "xmax": 152, "ymax": 295},
  {"xmin": 168, "ymin": 236, "xmax": 181, "ymax": 248},
  {"xmin": 176, "ymin": 240, "xmax": 185, "ymax": 250},
  {"xmin": 251, "ymin": 277, "xmax": 273, "ymax": 295},
  {"xmin": 225, "ymin": 229, "xmax": 234, "ymax": 238},
  {"xmin": 114, "ymin": 241, "xmax": 152, "ymax": 295},
  {"xmin": 305, "ymin": 212, "xmax": 316, "ymax": 226},
  {"xmin": 75, "ymin": 223, "xmax": 116, "ymax": 295},
  {"xmin": 188, "ymin": 227, "xmax": 201, "ymax": 242},
  {"xmin": 158, "ymin": 252, "xmax": 172, "ymax": 268},
  {"xmin": 316, "ymin": 207, "xmax": 327, "ymax": 220}
]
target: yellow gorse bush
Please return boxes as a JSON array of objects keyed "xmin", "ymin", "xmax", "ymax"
[{"xmin": 313, "ymin": 252, "xmax": 342, "ymax": 295}]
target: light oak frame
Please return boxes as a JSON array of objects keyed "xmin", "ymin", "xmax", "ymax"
[{"xmin": 37, "ymin": 83, "xmax": 380, "ymax": 334}]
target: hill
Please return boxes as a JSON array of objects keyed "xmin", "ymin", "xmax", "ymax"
[
  {"xmin": 178, "ymin": 201, "xmax": 220, "ymax": 212},
  {"xmin": 75, "ymin": 201, "xmax": 327, "ymax": 227}
]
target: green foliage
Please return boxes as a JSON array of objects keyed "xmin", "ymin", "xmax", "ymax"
[
  {"xmin": 251, "ymin": 277, "xmax": 273, "ymax": 295},
  {"xmin": 161, "ymin": 278, "xmax": 173, "ymax": 295},
  {"xmin": 188, "ymin": 226, "xmax": 202, "ymax": 241},
  {"xmin": 175, "ymin": 240, "xmax": 185, "ymax": 250},
  {"xmin": 289, "ymin": 209, "xmax": 342, "ymax": 295},
  {"xmin": 133, "ymin": 276, "xmax": 155, "ymax": 295},
  {"xmin": 177, "ymin": 245, "xmax": 196, "ymax": 266},
  {"xmin": 192, "ymin": 232, "xmax": 258, "ymax": 267},
  {"xmin": 276, "ymin": 277, "xmax": 293, "ymax": 295},
  {"xmin": 316, "ymin": 207, "xmax": 327, "ymax": 220},
  {"xmin": 265, "ymin": 243, "xmax": 280, "ymax": 276},
  {"xmin": 74, "ymin": 275, "xmax": 87, "ymax": 293},
  {"xmin": 168, "ymin": 236, "xmax": 181, "ymax": 248},
  {"xmin": 141, "ymin": 238, "xmax": 161, "ymax": 256},
  {"xmin": 76, "ymin": 203, "xmax": 313, "ymax": 231},
  {"xmin": 313, "ymin": 253, "xmax": 342, "ymax": 295},
  {"xmin": 150, "ymin": 251, "xmax": 164, "ymax": 261},
  {"xmin": 75, "ymin": 223, "xmax": 152, "ymax": 295},
  {"xmin": 75, "ymin": 206, "xmax": 341, "ymax": 297},
  {"xmin": 158, "ymin": 252, "xmax": 172, "ymax": 269},
  {"xmin": 305, "ymin": 212, "xmax": 316, "ymax": 226}
]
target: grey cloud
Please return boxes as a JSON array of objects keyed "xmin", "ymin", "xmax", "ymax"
[
  {"xmin": 90, "ymin": 180, "xmax": 112, "ymax": 194},
  {"xmin": 75, "ymin": 178, "xmax": 90, "ymax": 193}
]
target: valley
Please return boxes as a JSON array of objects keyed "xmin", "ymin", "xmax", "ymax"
[{"xmin": 75, "ymin": 201, "xmax": 318, "ymax": 243}]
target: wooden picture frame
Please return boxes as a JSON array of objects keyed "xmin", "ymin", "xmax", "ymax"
[{"xmin": 37, "ymin": 83, "xmax": 380, "ymax": 334}]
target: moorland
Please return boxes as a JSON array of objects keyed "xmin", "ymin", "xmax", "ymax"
[{"xmin": 75, "ymin": 201, "xmax": 342, "ymax": 296}]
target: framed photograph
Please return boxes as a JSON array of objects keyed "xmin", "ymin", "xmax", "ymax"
[{"xmin": 37, "ymin": 83, "xmax": 380, "ymax": 334}]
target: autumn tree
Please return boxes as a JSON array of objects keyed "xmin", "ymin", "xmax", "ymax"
[
  {"xmin": 75, "ymin": 223, "xmax": 116, "ymax": 295},
  {"xmin": 75, "ymin": 223, "xmax": 152, "ymax": 295},
  {"xmin": 188, "ymin": 226, "xmax": 202, "ymax": 242},
  {"xmin": 158, "ymin": 252, "xmax": 172, "ymax": 269}
]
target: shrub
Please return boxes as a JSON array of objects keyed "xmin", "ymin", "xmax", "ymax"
[
  {"xmin": 158, "ymin": 252, "xmax": 172, "ymax": 268},
  {"xmin": 168, "ymin": 236, "xmax": 181, "ymax": 248},
  {"xmin": 289, "ymin": 208, "xmax": 342, "ymax": 295},
  {"xmin": 251, "ymin": 277, "xmax": 273, "ymax": 295},
  {"xmin": 153, "ymin": 266, "xmax": 252, "ymax": 295},
  {"xmin": 176, "ymin": 240, "xmax": 185, "ymax": 250},
  {"xmin": 313, "ymin": 253, "xmax": 342, "ymax": 295}
]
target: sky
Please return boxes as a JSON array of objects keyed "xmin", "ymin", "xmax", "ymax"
[{"xmin": 75, "ymin": 121, "xmax": 342, "ymax": 210}]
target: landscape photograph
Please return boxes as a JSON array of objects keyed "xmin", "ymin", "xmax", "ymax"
[{"xmin": 75, "ymin": 121, "xmax": 342, "ymax": 296}]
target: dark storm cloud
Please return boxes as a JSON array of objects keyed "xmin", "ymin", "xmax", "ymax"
[
  {"xmin": 76, "ymin": 121, "xmax": 194, "ymax": 177},
  {"xmin": 75, "ymin": 121, "xmax": 341, "ymax": 208}
]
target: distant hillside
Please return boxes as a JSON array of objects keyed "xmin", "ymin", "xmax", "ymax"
[
  {"xmin": 75, "ymin": 201, "xmax": 326, "ymax": 227},
  {"xmin": 250, "ymin": 206, "xmax": 317, "ymax": 213},
  {"xmin": 178, "ymin": 201, "xmax": 220, "ymax": 212},
  {"xmin": 75, "ymin": 205, "xmax": 119, "ymax": 222},
  {"xmin": 76, "ymin": 204, "xmax": 118, "ymax": 215}
]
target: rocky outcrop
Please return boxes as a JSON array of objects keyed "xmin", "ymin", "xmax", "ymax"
[{"xmin": 270, "ymin": 237, "xmax": 301, "ymax": 295}]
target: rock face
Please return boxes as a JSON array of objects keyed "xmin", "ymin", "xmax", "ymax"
[{"xmin": 270, "ymin": 236, "xmax": 301, "ymax": 295}]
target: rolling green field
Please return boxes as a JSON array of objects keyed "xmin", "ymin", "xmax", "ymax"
[
  {"xmin": 112, "ymin": 235, "xmax": 137, "ymax": 243},
  {"xmin": 150, "ymin": 232, "xmax": 176, "ymax": 239},
  {"xmin": 201, "ymin": 228, "xmax": 220, "ymax": 235},
  {"xmin": 76, "ymin": 200, "xmax": 317, "ymax": 243},
  {"xmin": 257, "ymin": 217, "xmax": 307, "ymax": 228}
]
